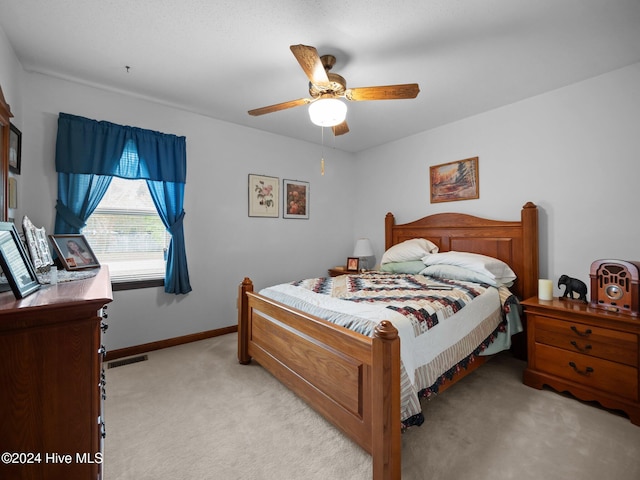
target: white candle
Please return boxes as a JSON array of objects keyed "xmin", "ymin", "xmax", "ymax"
[{"xmin": 538, "ymin": 279, "xmax": 553, "ymax": 301}]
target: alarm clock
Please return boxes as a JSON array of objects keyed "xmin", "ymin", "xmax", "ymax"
[{"xmin": 589, "ymin": 259, "xmax": 640, "ymax": 317}]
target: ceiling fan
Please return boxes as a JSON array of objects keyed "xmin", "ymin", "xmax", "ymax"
[{"xmin": 248, "ymin": 44, "xmax": 420, "ymax": 136}]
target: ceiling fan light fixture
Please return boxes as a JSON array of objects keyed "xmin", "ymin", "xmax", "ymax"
[{"xmin": 308, "ymin": 98, "xmax": 347, "ymax": 127}]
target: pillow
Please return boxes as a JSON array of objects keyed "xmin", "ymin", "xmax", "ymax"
[
  {"xmin": 380, "ymin": 238, "xmax": 439, "ymax": 265},
  {"xmin": 421, "ymin": 264, "xmax": 509, "ymax": 287},
  {"xmin": 421, "ymin": 251, "xmax": 517, "ymax": 284},
  {"xmin": 380, "ymin": 260, "xmax": 429, "ymax": 274}
]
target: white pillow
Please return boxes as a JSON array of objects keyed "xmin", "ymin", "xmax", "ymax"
[
  {"xmin": 381, "ymin": 238, "xmax": 439, "ymax": 265},
  {"xmin": 421, "ymin": 251, "xmax": 516, "ymax": 284},
  {"xmin": 421, "ymin": 264, "xmax": 513, "ymax": 287}
]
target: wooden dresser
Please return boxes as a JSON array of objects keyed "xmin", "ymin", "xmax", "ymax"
[
  {"xmin": 522, "ymin": 296, "xmax": 639, "ymax": 425},
  {"xmin": 0, "ymin": 267, "xmax": 112, "ymax": 479}
]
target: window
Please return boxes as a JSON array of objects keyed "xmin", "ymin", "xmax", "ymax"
[
  {"xmin": 83, "ymin": 177, "xmax": 169, "ymax": 283},
  {"xmin": 55, "ymin": 112, "xmax": 191, "ymax": 294}
]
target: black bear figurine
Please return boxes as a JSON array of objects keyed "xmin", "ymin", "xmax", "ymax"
[{"xmin": 557, "ymin": 274, "xmax": 588, "ymax": 302}]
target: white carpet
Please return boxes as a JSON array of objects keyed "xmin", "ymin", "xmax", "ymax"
[{"xmin": 104, "ymin": 333, "xmax": 640, "ymax": 480}]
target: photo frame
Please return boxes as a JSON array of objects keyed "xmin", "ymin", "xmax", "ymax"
[
  {"xmin": 346, "ymin": 257, "xmax": 360, "ymax": 272},
  {"xmin": 0, "ymin": 222, "xmax": 40, "ymax": 298},
  {"xmin": 283, "ymin": 179, "xmax": 309, "ymax": 219},
  {"xmin": 248, "ymin": 174, "xmax": 279, "ymax": 218},
  {"xmin": 429, "ymin": 156, "xmax": 479, "ymax": 203},
  {"xmin": 49, "ymin": 234, "xmax": 100, "ymax": 270},
  {"xmin": 9, "ymin": 123, "xmax": 21, "ymax": 175}
]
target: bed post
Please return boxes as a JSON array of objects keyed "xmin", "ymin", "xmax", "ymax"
[
  {"xmin": 371, "ymin": 320, "xmax": 401, "ymax": 480},
  {"xmin": 521, "ymin": 202, "xmax": 539, "ymax": 301},
  {"xmin": 385, "ymin": 213, "xmax": 395, "ymax": 251},
  {"xmin": 238, "ymin": 277, "xmax": 253, "ymax": 365}
]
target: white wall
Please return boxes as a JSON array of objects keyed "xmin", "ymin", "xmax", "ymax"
[
  {"xmin": 353, "ymin": 62, "xmax": 640, "ymax": 297},
  {"xmin": 0, "ymin": 27, "xmax": 21, "ymax": 121},
  {"xmin": 0, "ymin": 26, "xmax": 23, "ymax": 224}
]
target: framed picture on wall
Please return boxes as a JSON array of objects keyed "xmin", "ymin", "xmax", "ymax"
[
  {"xmin": 9, "ymin": 123, "xmax": 21, "ymax": 175},
  {"xmin": 0, "ymin": 222, "xmax": 40, "ymax": 298},
  {"xmin": 49, "ymin": 234, "xmax": 100, "ymax": 270},
  {"xmin": 429, "ymin": 156, "xmax": 479, "ymax": 203},
  {"xmin": 248, "ymin": 174, "xmax": 279, "ymax": 217},
  {"xmin": 283, "ymin": 179, "xmax": 309, "ymax": 219}
]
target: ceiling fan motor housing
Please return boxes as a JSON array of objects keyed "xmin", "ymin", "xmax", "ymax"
[{"xmin": 309, "ymin": 72, "xmax": 346, "ymax": 98}]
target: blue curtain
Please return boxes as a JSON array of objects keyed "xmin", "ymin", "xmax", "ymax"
[{"xmin": 54, "ymin": 113, "xmax": 191, "ymax": 294}]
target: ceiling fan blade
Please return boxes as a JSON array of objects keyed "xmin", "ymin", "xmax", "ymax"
[
  {"xmin": 345, "ymin": 83, "xmax": 420, "ymax": 101},
  {"xmin": 332, "ymin": 121, "xmax": 349, "ymax": 136},
  {"xmin": 290, "ymin": 44, "xmax": 330, "ymax": 86},
  {"xmin": 248, "ymin": 98, "xmax": 311, "ymax": 116}
]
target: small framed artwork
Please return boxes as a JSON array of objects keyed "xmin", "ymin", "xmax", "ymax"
[
  {"xmin": 283, "ymin": 179, "xmax": 309, "ymax": 219},
  {"xmin": 0, "ymin": 222, "xmax": 40, "ymax": 298},
  {"xmin": 49, "ymin": 234, "xmax": 100, "ymax": 270},
  {"xmin": 9, "ymin": 123, "xmax": 21, "ymax": 175},
  {"xmin": 346, "ymin": 257, "xmax": 360, "ymax": 272},
  {"xmin": 8, "ymin": 177, "xmax": 16, "ymax": 209},
  {"xmin": 429, "ymin": 156, "xmax": 479, "ymax": 203},
  {"xmin": 248, "ymin": 174, "xmax": 279, "ymax": 217}
]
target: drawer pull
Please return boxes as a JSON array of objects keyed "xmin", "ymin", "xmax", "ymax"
[
  {"xmin": 570, "ymin": 341, "xmax": 593, "ymax": 353},
  {"xmin": 569, "ymin": 361, "xmax": 594, "ymax": 376},
  {"xmin": 570, "ymin": 326, "xmax": 592, "ymax": 337}
]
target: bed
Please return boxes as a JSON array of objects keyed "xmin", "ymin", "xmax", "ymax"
[{"xmin": 237, "ymin": 202, "xmax": 539, "ymax": 480}]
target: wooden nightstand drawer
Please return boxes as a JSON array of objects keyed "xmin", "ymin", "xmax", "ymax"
[
  {"xmin": 534, "ymin": 315, "xmax": 638, "ymax": 367},
  {"xmin": 535, "ymin": 343, "xmax": 638, "ymax": 401}
]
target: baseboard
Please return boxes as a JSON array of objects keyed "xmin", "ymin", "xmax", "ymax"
[{"xmin": 104, "ymin": 325, "xmax": 238, "ymax": 361}]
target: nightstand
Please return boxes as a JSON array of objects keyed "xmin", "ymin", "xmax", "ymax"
[
  {"xmin": 328, "ymin": 266, "xmax": 358, "ymax": 277},
  {"xmin": 521, "ymin": 297, "xmax": 640, "ymax": 425}
]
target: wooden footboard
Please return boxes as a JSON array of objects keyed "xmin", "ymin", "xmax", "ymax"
[{"xmin": 238, "ymin": 278, "xmax": 401, "ymax": 480}]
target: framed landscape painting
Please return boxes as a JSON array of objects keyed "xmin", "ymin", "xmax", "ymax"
[{"xmin": 430, "ymin": 157, "xmax": 479, "ymax": 203}]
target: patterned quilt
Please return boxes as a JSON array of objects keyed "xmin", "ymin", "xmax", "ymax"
[{"xmin": 293, "ymin": 273, "xmax": 490, "ymax": 337}]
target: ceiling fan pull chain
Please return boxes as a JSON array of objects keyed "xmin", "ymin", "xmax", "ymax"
[{"xmin": 321, "ymin": 126, "xmax": 325, "ymax": 176}]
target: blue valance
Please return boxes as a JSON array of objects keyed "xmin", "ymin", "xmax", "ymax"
[{"xmin": 55, "ymin": 113, "xmax": 186, "ymax": 183}]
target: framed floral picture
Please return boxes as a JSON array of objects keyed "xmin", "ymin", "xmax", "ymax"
[
  {"xmin": 248, "ymin": 174, "xmax": 279, "ymax": 217},
  {"xmin": 283, "ymin": 179, "xmax": 309, "ymax": 219},
  {"xmin": 430, "ymin": 156, "xmax": 479, "ymax": 203}
]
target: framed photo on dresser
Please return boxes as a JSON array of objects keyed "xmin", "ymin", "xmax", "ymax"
[
  {"xmin": 49, "ymin": 234, "xmax": 100, "ymax": 270},
  {"xmin": 0, "ymin": 222, "xmax": 40, "ymax": 298}
]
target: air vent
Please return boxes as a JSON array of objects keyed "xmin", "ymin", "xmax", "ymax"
[{"xmin": 107, "ymin": 355, "xmax": 148, "ymax": 369}]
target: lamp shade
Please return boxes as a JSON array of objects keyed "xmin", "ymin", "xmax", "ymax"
[
  {"xmin": 353, "ymin": 238, "xmax": 374, "ymax": 257},
  {"xmin": 308, "ymin": 98, "xmax": 347, "ymax": 127}
]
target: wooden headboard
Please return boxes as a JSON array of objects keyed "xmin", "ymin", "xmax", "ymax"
[{"xmin": 385, "ymin": 202, "xmax": 539, "ymax": 301}]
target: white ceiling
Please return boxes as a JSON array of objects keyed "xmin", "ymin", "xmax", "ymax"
[{"xmin": 1, "ymin": 0, "xmax": 639, "ymax": 153}]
